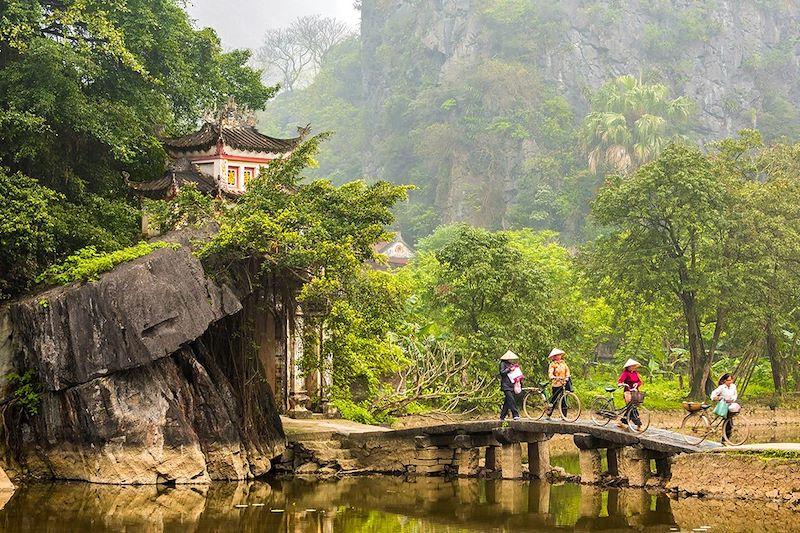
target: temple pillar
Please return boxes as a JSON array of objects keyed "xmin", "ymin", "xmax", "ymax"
[{"xmin": 286, "ymin": 307, "xmax": 312, "ymax": 418}]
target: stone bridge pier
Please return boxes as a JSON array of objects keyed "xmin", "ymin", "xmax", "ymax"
[
  {"xmin": 411, "ymin": 428, "xmax": 553, "ymax": 480},
  {"xmin": 573, "ymin": 434, "xmax": 671, "ymax": 486},
  {"xmin": 401, "ymin": 421, "xmax": 695, "ymax": 486}
]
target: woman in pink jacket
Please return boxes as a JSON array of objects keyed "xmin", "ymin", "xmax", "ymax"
[{"xmin": 617, "ymin": 358, "xmax": 643, "ymax": 431}]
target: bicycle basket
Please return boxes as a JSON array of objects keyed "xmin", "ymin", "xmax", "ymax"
[
  {"xmin": 682, "ymin": 401, "xmax": 704, "ymax": 412},
  {"xmin": 630, "ymin": 391, "xmax": 646, "ymax": 405}
]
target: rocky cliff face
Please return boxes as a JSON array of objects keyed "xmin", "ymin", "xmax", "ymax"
[
  {"xmin": 361, "ymin": 0, "xmax": 800, "ymax": 228},
  {"xmin": 0, "ymin": 242, "xmax": 286, "ymax": 484},
  {"xmin": 363, "ymin": 0, "xmax": 800, "ymax": 139}
]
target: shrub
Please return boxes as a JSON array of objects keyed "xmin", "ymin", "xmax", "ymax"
[{"xmin": 37, "ymin": 241, "xmax": 176, "ymax": 285}]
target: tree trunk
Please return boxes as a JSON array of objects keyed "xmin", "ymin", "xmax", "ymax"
[
  {"xmin": 764, "ymin": 318, "xmax": 785, "ymax": 393},
  {"xmin": 682, "ymin": 291, "xmax": 711, "ymax": 399}
]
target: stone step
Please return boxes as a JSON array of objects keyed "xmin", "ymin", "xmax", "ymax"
[
  {"xmin": 298, "ymin": 440, "xmax": 355, "ymax": 461},
  {"xmin": 337, "ymin": 458, "xmax": 362, "ymax": 471}
]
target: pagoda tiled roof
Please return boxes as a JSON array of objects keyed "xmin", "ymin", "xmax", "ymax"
[
  {"xmin": 125, "ymin": 157, "xmax": 219, "ymax": 199},
  {"xmin": 163, "ymin": 123, "xmax": 301, "ymax": 154}
]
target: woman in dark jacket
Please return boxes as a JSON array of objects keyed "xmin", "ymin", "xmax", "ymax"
[{"xmin": 499, "ymin": 350, "xmax": 521, "ymax": 420}]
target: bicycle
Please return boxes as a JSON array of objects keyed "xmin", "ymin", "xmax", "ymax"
[
  {"xmin": 589, "ymin": 385, "xmax": 651, "ymax": 433},
  {"xmin": 679, "ymin": 402, "xmax": 749, "ymax": 446},
  {"xmin": 521, "ymin": 381, "xmax": 582, "ymax": 422}
]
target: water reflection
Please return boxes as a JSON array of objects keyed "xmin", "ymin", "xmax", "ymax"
[{"xmin": 0, "ymin": 476, "xmax": 797, "ymax": 532}]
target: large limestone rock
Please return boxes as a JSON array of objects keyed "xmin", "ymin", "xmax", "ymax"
[
  {"xmin": 0, "ymin": 243, "xmax": 285, "ymax": 484},
  {"xmin": 10, "ymin": 246, "xmax": 241, "ymax": 390}
]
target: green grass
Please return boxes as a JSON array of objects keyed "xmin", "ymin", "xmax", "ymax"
[{"xmin": 725, "ymin": 449, "xmax": 800, "ymax": 461}]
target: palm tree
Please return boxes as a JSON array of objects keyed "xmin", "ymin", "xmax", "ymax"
[{"xmin": 582, "ymin": 75, "xmax": 693, "ymax": 174}]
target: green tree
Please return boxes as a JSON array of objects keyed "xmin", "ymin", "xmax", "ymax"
[
  {"xmin": 199, "ymin": 133, "xmax": 410, "ymax": 299},
  {"xmin": 303, "ymin": 267, "xmax": 412, "ymax": 422},
  {"xmin": 720, "ymin": 137, "xmax": 800, "ymax": 393},
  {"xmin": 0, "ymin": 0, "xmax": 275, "ymax": 299},
  {"xmin": 409, "ymin": 225, "xmax": 575, "ymax": 380},
  {"xmin": 585, "ymin": 142, "xmax": 732, "ymax": 398},
  {"xmin": 582, "ymin": 75, "xmax": 693, "ymax": 174},
  {"xmin": 259, "ymin": 35, "xmax": 364, "ymax": 185},
  {"xmin": 0, "ymin": 169, "xmax": 60, "ymax": 299},
  {"xmin": 198, "ymin": 135, "xmax": 410, "ymax": 421}
]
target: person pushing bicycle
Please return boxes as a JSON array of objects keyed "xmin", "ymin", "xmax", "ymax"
[
  {"xmin": 617, "ymin": 358, "xmax": 644, "ymax": 431},
  {"xmin": 547, "ymin": 348, "xmax": 571, "ymax": 418},
  {"xmin": 710, "ymin": 372, "xmax": 741, "ymax": 442}
]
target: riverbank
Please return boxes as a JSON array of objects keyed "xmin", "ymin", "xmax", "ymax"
[{"xmin": 667, "ymin": 444, "xmax": 800, "ymax": 508}]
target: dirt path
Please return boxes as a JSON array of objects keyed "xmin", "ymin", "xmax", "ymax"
[
  {"xmin": 389, "ymin": 407, "xmax": 800, "ymax": 430},
  {"xmin": 281, "ymin": 416, "xmax": 388, "ymax": 439}
]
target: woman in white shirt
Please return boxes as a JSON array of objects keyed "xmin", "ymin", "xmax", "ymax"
[{"xmin": 710, "ymin": 373, "xmax": 741, "ymax": 440}]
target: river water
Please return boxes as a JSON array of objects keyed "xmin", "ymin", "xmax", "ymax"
[
  {"xmin": 0, "ymin": 475, "xmax": 797, "ymax": 532},
  {"xmin": 1, "ymin": 425, "xmax": 797, "ymax": 532}
]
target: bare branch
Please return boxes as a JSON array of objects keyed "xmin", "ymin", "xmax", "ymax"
[
  {"xmin": 255, "ymin": 16, "xmax": 352, "ymax": 92},
  {"xmin": 371, "ymin": 338, "xmax": 494, "ymax": 415}
]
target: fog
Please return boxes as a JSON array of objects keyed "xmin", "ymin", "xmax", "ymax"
[{"xmin": 186, "ymin": 0, "xmax": 360, "ymax": 51}]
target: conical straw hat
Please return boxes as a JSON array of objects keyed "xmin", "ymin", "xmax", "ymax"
[
  {"xmin": 548, "ymin": 348, "xmax": 565, "ymax": 359},
  {"xmin": 623, "ymin": 358, "xmax": 641, "ymax": 370},
  {"xmin": 500, "ymin": 350, "xmax": 519, "ymax": 361}
]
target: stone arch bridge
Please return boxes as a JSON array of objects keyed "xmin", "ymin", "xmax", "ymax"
[{"xmin": 281, "ymin": 419, "xmax": 720, "ymax": 487}]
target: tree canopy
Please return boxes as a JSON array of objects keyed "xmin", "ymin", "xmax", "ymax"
[
  {"xmin": 0, "ymin": 0, "xmax": 275, "ymax": 300},
  {"xmin": 584, "ymin": 132, "xmax": 800, "ymax": 398}
]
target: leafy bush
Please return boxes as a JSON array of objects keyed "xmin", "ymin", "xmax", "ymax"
[
  {"xmin": 143, "ymin": 183, "xmax": 215, "ymax": 234},
  {"xmin": 38, "ymin": 241, "xmax": 176, "ymax": 285},
  {"xmin": 6, "ymin": 370, "xmax": 41, "ymax": 416}
]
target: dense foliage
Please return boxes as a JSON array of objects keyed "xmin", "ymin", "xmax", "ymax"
[
  {"xmin": 583, "ymin": 132, "xmax": 800, "ymax": 398},
  {"xmin": 0, "ymin": 0, "xmax": 275, "ymax": 300},
  {"xmin": 252, "ymin": 3, "xmax": 800, "ymax": 411},
  {"xmin": 198, "ymin": 134, "xmax": 409, "ymax": 284}
]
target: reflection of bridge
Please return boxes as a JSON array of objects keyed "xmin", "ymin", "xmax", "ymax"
[
  {"xmin": 11, "ymin": 475, "xmax": 796, "ymax": 532},
  {"xmin": 286, "ymin": 419, "xmax": 720, "ymax": 487},
  {"xmin": 269, "ymin": 477, "xmax": 682, "ymax": 533}
]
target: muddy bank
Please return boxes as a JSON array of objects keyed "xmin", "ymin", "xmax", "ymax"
[{"xmin": 668, "ymin": 451, "xmax": 800, "ymax": 508}]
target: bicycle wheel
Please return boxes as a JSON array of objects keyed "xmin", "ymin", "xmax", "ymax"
[
  {"xmin": 523, "ymin": 392, "xmax": 548, "ymax": 420},
  {"xmin": 558, "ymin": 391, "xmax": 582, "ymax": 422},
  {"xmin": 680, "ymin": 413, "xmax": 709, "ymax": 445},
  {"xmin": 590, "ymin": 396, "xmax": 613, "ymax": 426},
  {"xmin": 628, "ymin": 404, "xmax": 650, "ymax": 433},
  {"xmin": 723, "ymin": 414, "xmax": 750, "ymax": 446}
]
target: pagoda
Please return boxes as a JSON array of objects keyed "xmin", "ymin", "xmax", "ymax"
[{"xmin": 127, "ymin": 97, "xmax": 308, "ymax": 199}]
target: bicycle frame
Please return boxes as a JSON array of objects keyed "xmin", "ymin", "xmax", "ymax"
[
  {"xmin": 680, "ymin": 406, "xmax": 749, "ymax": 446},
  {"xmin": 590, "ymin": 388, "xmax": 650, "ymax": 432},
  {"xmin": 521, "ymin": 384, "xmax": 582, "ymax": 422}
]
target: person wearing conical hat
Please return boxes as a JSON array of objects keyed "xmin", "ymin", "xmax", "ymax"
[
  {"xmin": 546, "ymin": 348, "xmax": 571, "ymax": 418},
  {"xmin": 499, "ymin": 350, "xmax": 522, "ymax": 421},
  {"xmin": 618, "ymin": 358, "xmax": 643, "ymax": 430}
]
